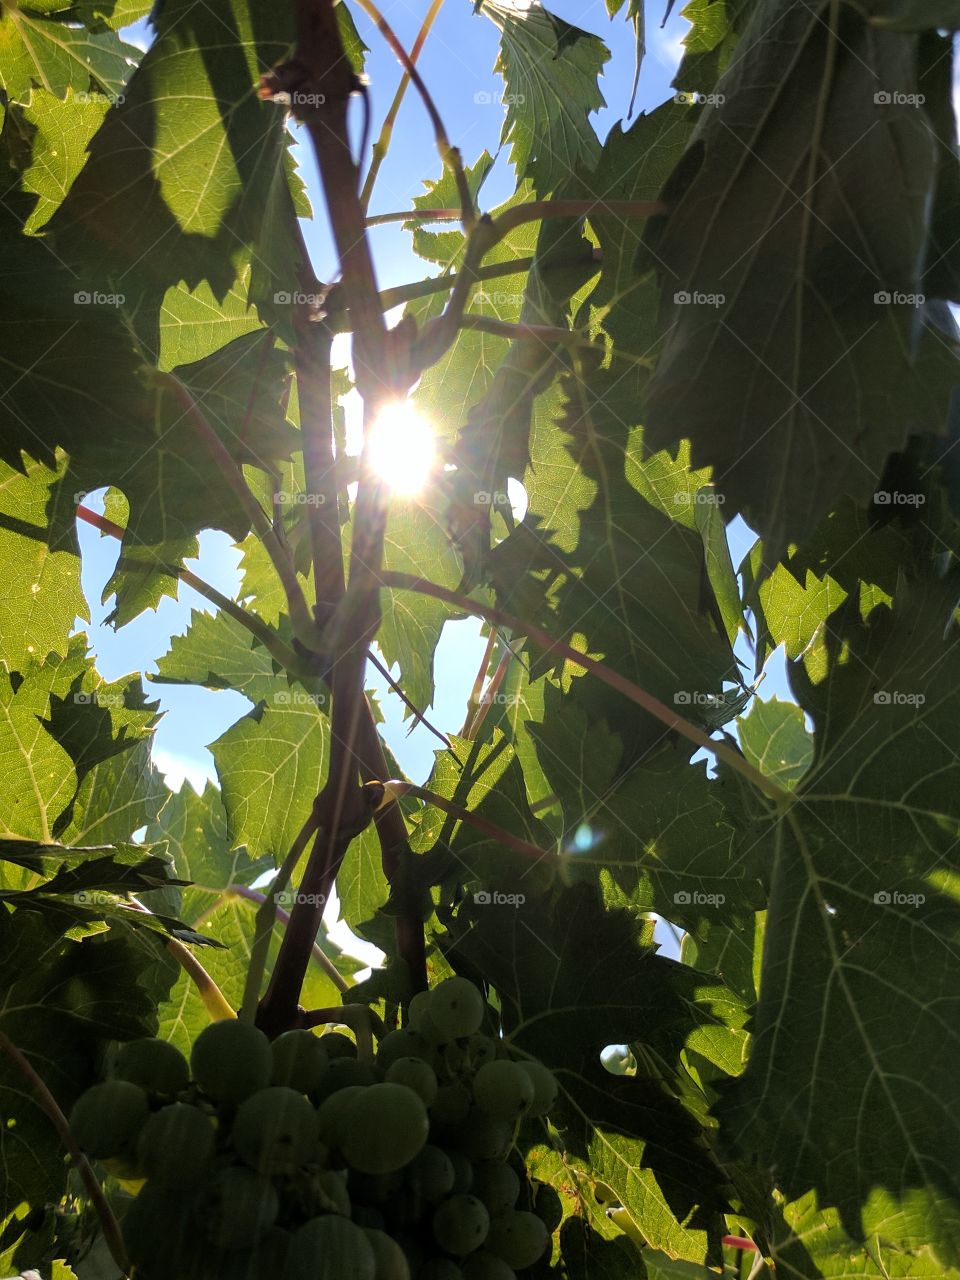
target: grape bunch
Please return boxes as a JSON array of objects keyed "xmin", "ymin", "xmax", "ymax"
[{"xmin": 68, "ymin": 976, "xmax": 559, "ymax": 1280}]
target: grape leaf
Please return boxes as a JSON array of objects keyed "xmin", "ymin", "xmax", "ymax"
[
  {"xmin": 0, "ymin": 7, "xmax": 137, "ymax": 103},
  {"xmin": 735, "ymin": 697, "xmax": 812, "ymax": 790}
]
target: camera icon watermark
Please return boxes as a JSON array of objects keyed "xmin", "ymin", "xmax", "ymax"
[
  {"xmin": 272, "ymin": 690, "xmax": 327, "ymax": 708},
  {"xmin": 274, "ymin": 889, "xmax": 327, "ymax": 908},
  {"xmin": 473, "ymin": 890, "xmax": 526, "ymax": 906},
  {"xmin": 874, "ymin": 90, "xmax": 925, "ymax": 107},
  {"xmin": 74, "ymin": 290, "xmax": 125, "ymax": 307},
  {"xmin": 75, "ymin": 90, "xmax": 125, "ymax": 106},
  {"xmin": 673, "ymin": 890, "xmax": 725, "ymax": 906},
  {"xmin": 479, "ymin": 690, "xmax": 520, "ymax": 707},
  {"xmin": 873, "ymin": 490, "xmax": 925, "ymax": 506},
  {"xmin": 673, "ymin": 290, "xmax": 725, "ymax": 308},
  {"xmin": 73, "ymin": 691, "xmax": 123, "ymax": 708},
  {"xmin": 74, "ymin": 890, "xmax": 114, "ymax": 906},
  {"xmin": 273, "ymin": 290, "xmax": 326, "ymax": 306},
  {"xmin": 272, "ymin": 91, "xmax": 327, "ymax": 109},
  {"xmin": 873, "ymin": 889, "xmax": 925, "ymax": 906},
  {"xmin": 673, "ymin": 489, "xmax": 725, "ymax": 506},
  {"xmin": 873, "ymin": 290, "xmax": 924, "ymax": 308},
  {"xmin": 473, "ymin": 491, "xmax": 510, "ymax": 506},
  {"xmin": 673, "ymin": 690, "xmax": 728, "ymax": 708},
  {"xmin": 274, "ymin": 491, "xmax": 326, "ymax": 506},
  {"xmin": 674, "ymin": 90, "xmax": 725, "ymax": 107}
]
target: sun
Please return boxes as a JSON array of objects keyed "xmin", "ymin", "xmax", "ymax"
[{"xmin": 365, "ymin": 401, "xmax": 436, "ymax": 497}]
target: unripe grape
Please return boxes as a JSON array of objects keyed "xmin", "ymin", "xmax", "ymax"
[
  {"xmin": 271, "ymin": 1029, "xmax": 328, "ymax": 1094},
  {"xmin": 448, "ymin": 1151, "xmax": 473, "ymax": 1194},
  {"xmin": 121, "ymin": 1183, "xmax": 195, "ymax": 1276},
  {"xmin": 430, "ymin": 1082, "xmax": 471, "ymax": 1124},
  {"xmin": 377, "ymin": 1027, "xmax": 435, "ymax": 1070},
  {"xmin": 419, "ymin": 1263, "xmax": 464, "ymax": 1280},
  {"xmin": 287, "ymin": 1214, "xmax": 376, "ymax": 1280},
  {"xmin": 312, "ymin": 1168, "xmax": 352, "ymax": 1217},
  {"xmin": 386, "ymin": 1056, "xmax": 438, "ymax": 1105},
  {"xmin": 456, "ymin": 1110, "xmax": 513, "ymax": 1162},
  {"xmin": 467, "ymin": 1035, "xmax": 497, "ymax": 1070},
  {"xmin": 462, "ymin": 1252, "xmax": 516, "ymax": 1280},
  {"xmin": 114, "ymin": 1038, "xmax": 189, "ymax": 1096},
  {"xmin": 472, "ymin": 1061, "xmax": 534, "ymax": 1121},
  {"xmin": 407, "ymin": 1144, "xmax": 455, "ymax": 1202},
  {"xmin": 199, "ymin": 1166, "xmax": 279, "ymax": 1249},
  {"xmin": 470, "ymin": 1163, "xmax": 520, "ymax": 1216},
  {"xmin": 69, "ymin": 1080, "xmax": 148, "ymax": 1158},
  {"xmin": 514, "ymin": 1060, "xmax": 558, "ymax": 1117},
  {"xmin": 429, "ymin": 978, "xmax": 484, "ymax": 1039},
  {"xmin": 485, "ymin": 1211, "xmax": 548, "ymax": 1269},
  {"xmin": 315, "ymin": 1056, "xmax": 377, "ymax": 1102},
  {"xmin": 407, "ymin": 990, "xmax": 434, "ymax": 1031},
  {"xmin": 232, "ymin": 1085, "xmax": 319, "ymax": 1174},
  {"xmin": 342, "ymin": 1083, "xmax": 430, "ymax": 1175},
  {"xmin": 136, "ymin": 1102, "xmax": 215, "ymax": 1186},
  {"xmin": 317, "ymin": 1083, "xmax": 368, "ymax": 1148},
  {"xmin": 432, "ymin": 1193, "xmax": 490, "ymax": 1255},
  {"xmin": 190, "ymin": 1019, "xmax": 271, "ymax": 1105},
  {"xmin": 320, "ymin": 1030, "xmax": 358, "ymax": 1058},
  {"xmin": 364, "ymin": 1227, "xmax": 412, "ymax": 1280}
]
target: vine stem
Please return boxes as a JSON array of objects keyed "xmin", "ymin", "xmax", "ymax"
[
  {"xmin": 383, "ymin": 781, "xmax": 557, "ymax": 865},
  {"xmin": 227, "ymin": 885, "xmax": 349, "ymax": 994},
  {"xmin": 127, "ymin": 898, "xmax": 235, "ymax": 1021},
  {"xmin": 74, "ymin": 505, "xmax": 309, "ymax": 675},
  {"xmin": 351, "ymin": 0, "xmax": 474, "ymax": 228},
  {"xmin": 461, "ymin": 628, "xmax": 497, "ymax": 736},
  {"xmin": 359, "ymin": 0, "xmax": 445, "ymax": 214},
  {"xmin": 464, "ymin": 644, "xmax": 512, "ymax": 740},
  {"xmin": 167, "ymin": 380, "xmax": 318, "ymax": 648},
  {"xmin": 378, "ymin": 573, "xmax": 792, "ymax": 805},
  {"xmin": 0, "ymin": 1031, "xmax": 129, "ymax": 1276}
]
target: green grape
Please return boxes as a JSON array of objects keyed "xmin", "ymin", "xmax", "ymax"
[
  {"xmin": 317, "ymin": 1083, "xmax": 368, "ymax": 1148},
  {"xmin": 418, "ymin": 1263, "xmax": 464, "ymax": 1280},
  {"xmin": 514, "ymin": 1060, "xmax": 558, "ymax": 1117},
  {"xmin": 190, "ymin": 1019, "xmax": 272, "ymax": 1105},
  {"xmin": 407, "ymin": 990, "xmax": 434, "ymax": 1031},
  {"xmin": 271, "ymin": 1029, "xmax": 328, "ymax": 1094},
  {"xmin": 485, "ymin": 1211, "xmax": 548, "ymax": 1269},
  {"xmin": 315, "ymin": 1056, "xmax": 378, "ymax": 1102},
  {"xmin": 232, "ymin": 1085, "xmax": 319, "ymax": 1174},
  {"xmin": 407, "ymin": 1145, "xmax": 455, "ymax": 1202},
  {"xmin": 114, "ymin": 1037, "xmax": 189, "ymax": 1096},
  {"xmin": 199, "ymin": 1166, "xmax": 279, "ymax": 1249},
  {"xmin": 472, "ymin": 1062, "xmax": 534, "ymax": 1121},
  {"xmin": 467, "ymin": 1035, "xmax": 497, "ymax": 1071},
  {"xmin": 321, "ymin": 1030, "xmax": 359, "ymax": 1058},
  {"xmin": 287, "ymin": 1214, "xmax": 376, "ymax": 1280},
  {"xmin": 386, "ymin": 1056, "xmax": 438, "ymax": 1105},
  {"xmin": 235, "ymin": 1227, "xmax": 292, "ymax": 1280},
  {"xmin": 377, "ymin": 1027, "xmax": 434, "ymax": 1070},
  {"xmin": 448, "ymin": 1151, "xmax": 474, "ymax": 1194},
  {"xmin": 121, "ymin": 1182, "xmax": 195, "ymax": 1277},
  {"xmin": 136, "ymin": 1102, "xmax": 215, "ymax": 1186},
  {"xmin": 342, "ymin": 1083, "xmax": 430, "ymax": 1174},
  {"xmin": 311, "ymin": 1168, "xmax": 352, "ymax": 1216},
  {"xmin": 430, "ymin": 1082, "xmax": 472, "ymax": 1125},
  {"xmin": 531, "ymin": 1183, "xmax": 563, "ymax": 1232},
  {"xmin": 432, "ymin": 1193, "xmax": 490, "ymax": 1256},
  {"xmin": 456, "ymin": 1110, "xmax": 513, "ymax": 1162},
  {"xmin": 69, "ymin": 1080, "xmax": 149, "ymax": 1159},
  {"xmin": 461, "ymin": 1252, "xmax": 516, "ymax": 1280},
  {"xmin": 364, "ymin": 1227, "xmax": 412, "ymax": 1280},
  {"xmin": 429, "ymin": 978, "xmax": 484, "ymax": 1040},
  {"xmin": 470, "ymin": 1163, "xmax": 520, "ymax": 1216}
]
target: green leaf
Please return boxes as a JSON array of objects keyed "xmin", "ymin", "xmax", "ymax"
[
  {"xmin": 735, "ymin": 697, "xmax": 812, "ymax": 791},
  {"xmin": 643, "ymin": 0, "xmax": 958, "ymax": 559},
  {"xmin": 0, "ymin": 7, "xmax": 137, "ymax": 103},
  {"xmin": 0, "ymin": 452, "xmax": 88, "ymax": 671},
  {"xmin": 719, "ymin": 575, "xmax": 960, "ymax": 1260},
  {"xmin": 476, "ymin": 1, "xmax": 608, "ymax": 195},
  {"xmin": 865, "ymin": 0, "xmax": 960, "ymax": 29},
  {"xmin": 16, "ymin": 89, "xmax": 111, "ymax": 233}
]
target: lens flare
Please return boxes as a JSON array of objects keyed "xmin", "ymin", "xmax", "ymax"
[{"xmin": 366, "ymin": 402, "xmax": 436, "ymax": 497}]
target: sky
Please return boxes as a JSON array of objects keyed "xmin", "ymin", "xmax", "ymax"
[{"xmin": 75, "ymin": 0, "xmax": 796, "ymax": 962}]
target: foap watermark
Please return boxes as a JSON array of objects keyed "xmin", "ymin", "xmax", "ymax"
[
  {"xmin": 474, "ymin": 890, "xmax": 525, "ymax": 907},
  {"xmin": 473, "ymin": 490, "xmax": 510, "ymax": 507},
  {"xmin": 674, "ymin": 890, "xmax": 725, "ymax": 906},
  {"xmin": 73, "ymin": 691, "xmax": 124, "ymax": 708},
  {"xmin": 73, "ymin": 489, "xmax": 126, "ymax": 512},
  {"xmin": 75, "ymin": 90, "xmax": 125, "ymax": 106},
  {"xmin": 873, "ymin": 489, "xmax": 925, "ymax": 507},
  {"xmin": 874, "ymin": 290, "xmax": 924, "ymax": 308},
  {"xmin": 674, "ymin": 90, "xmax": 725, "ymax": 107},
  {"xmin": 874, "ymin": 90, "xmax": 925, "ymax": 107},
  {"xmin": 674, "ymin": 690, "xmax": 728, "ymax": 708},
  {"xmin": 473, "ymin": 91, "xmax": 525, "ymax": 106},
  {"xmin": 473, "ymin": 288, "xmax": 524, "ymax": 308},
  {"xmin": 873, "ymin": 889, "xmax": 925, "ymax": 907},
  {"xmin": 272, "ymin": 91, "xmax": 327, "ymax": 109},
  {"xmin": 74, "ymin": 290, "xmax": 125, "ymax": 307},
  {"xmin": 272, "ymin": 690, "xmax": 327, "ymax": 708},
  {"xmin": 274, "ymin": 491, "xmax": 326, "ymax": 506},
  {"xmin": 274, "ymin": 889, "xmax": 327, "ymax": 908},
  {"xmin": 274, "ymin": 290, "xmax": 326, "ymax": 307},
  {"xmin": 674, "ymin": 489, "xmax": 725, "ymax": 507},
  {"xmin": 873, "ymin": 690, "xmax": 925, "ymax": 707},
  {"xmin": 674, "ymin": 290, "xmax": 725, "ymax": 309},
  {"xmin": 74, "ymin": 890, "xmax": 114, "ymax": 906},
  {"xmin": 479, "ymin": 690, "xmax": 520, "ymax": 707}
]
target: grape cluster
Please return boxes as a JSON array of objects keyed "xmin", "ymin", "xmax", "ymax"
[{"xmin": 68, "ymin": 977, "xmax": 559, "ymax": 1280}]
